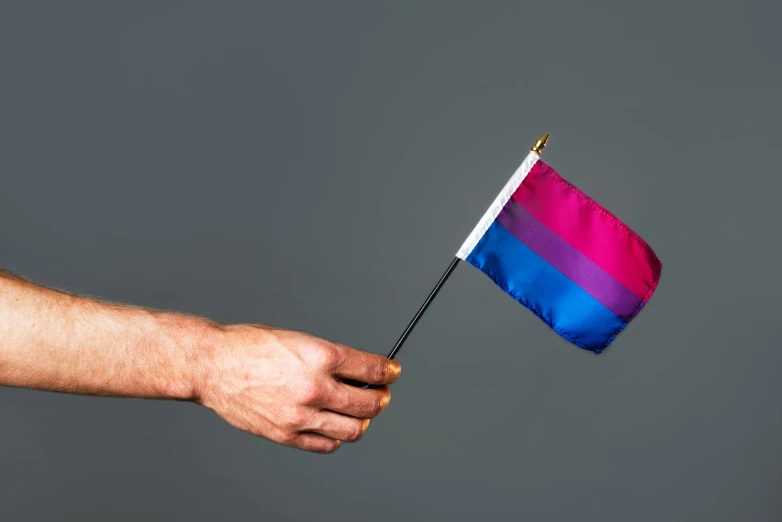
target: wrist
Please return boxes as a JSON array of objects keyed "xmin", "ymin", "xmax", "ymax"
[
  {"xmin": 186, "ymin": 318, "xmax": 230, "ymax": 405},
  {"xmin": 151, "ymin": 311, "xmax": 225, "ymax": 403},
  {"xmin": 187, "ymin": 323, "xmax": 278, "ymax": 409}
]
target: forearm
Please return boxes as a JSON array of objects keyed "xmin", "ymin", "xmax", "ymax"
[
  {"xmin": 0, "ymin": 269, "xmax": 401, "ymax": 453},
  {"xmin": 0, "ymin": 270, "xmax": 213, "ymax": 400}
]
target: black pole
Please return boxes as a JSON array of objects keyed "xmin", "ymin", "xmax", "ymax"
[{"xmin": 386, "ymin": 257, "xmax": 460, "ymax": 360}]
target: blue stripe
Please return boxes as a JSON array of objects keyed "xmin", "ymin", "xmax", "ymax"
[{"xmin": 466, "ymin": 221, "xmax": 627, "ymax": 353}]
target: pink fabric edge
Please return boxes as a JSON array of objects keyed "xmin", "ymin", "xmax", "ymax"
[{"xmin": 512, "ymin": 160, "xmax": 662, "ymax": 301}]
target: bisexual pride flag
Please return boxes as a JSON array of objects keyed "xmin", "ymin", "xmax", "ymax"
[{"xmin": 456, "ymin": 151, "xmax": 661, "ymax": 353}]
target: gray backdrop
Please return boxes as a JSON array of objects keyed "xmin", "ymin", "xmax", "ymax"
[{"xmin": 1, "ymin": 1, "xmax": 780, "ymax": 521}]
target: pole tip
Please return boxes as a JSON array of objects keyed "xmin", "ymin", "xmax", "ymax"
[{"xmin": 530, "ymin": 132, "xmax": 550, "ymax": 155}]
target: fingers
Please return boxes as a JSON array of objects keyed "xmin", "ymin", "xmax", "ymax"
[
  {"xmin": 279, "ymin": 412, "xmax": 371, "ymax": 453},
  {"xmin": 307, "ymin": 412, "xmax": 371, "ymax": 442},
  {"xmin": 322, "ymin": 383, "xmax": 391, "ymax": 419},
  {"xmin": 290, "ymin": 432, "xmax": 342, "ymax": 454},
  {"xmin": 332, "ymin": 344, "xmax": 401, "ymax": 386},
  {"xmin": 207, "ymin": 326, "xmax": 401, "ymax": 454}
]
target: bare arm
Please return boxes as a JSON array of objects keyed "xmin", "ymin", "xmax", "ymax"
[{"xmin": 0, "ymin": 270, "xmax": 400, "ymax": 453}]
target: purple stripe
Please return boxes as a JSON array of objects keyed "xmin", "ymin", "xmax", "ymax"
[{"xmin": 496, "ymin": 199, "xmax": 642, "ymax": 320}]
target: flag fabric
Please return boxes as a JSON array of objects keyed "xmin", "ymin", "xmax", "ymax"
[{"xmin": 456, "ymin": 152, "xmax": 661, "ymax": 353}]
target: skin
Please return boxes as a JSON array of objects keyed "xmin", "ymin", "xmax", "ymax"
[{"xmin": 0, "ymin": 270, "xmax": 400, "ymax": 453}]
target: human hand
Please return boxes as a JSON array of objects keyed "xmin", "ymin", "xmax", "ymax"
[{"xmin": 195, "ymin": 325, "xmax": 401, "ymax": 453}]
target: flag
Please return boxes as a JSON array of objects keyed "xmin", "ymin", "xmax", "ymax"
[{"xmin": 456, "ymin": 152, "xmax": 661, "ymax": 353}]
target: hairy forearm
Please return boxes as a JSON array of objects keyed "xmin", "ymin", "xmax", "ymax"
[
  {"xmin": 0, "ymin": 269, "xmax": 400, "ymax": 453},
  {"xmin": 0, "ymin": 270, "xmax": 214, "ymax": 400}
]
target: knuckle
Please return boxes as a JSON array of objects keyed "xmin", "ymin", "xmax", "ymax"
[
  {"xmin": 296, "ymin": 380, "xmax": 324, "ymax": 405},
  {"xmin": 287, "ymin": 406, "xmax": 312, "ymax": 430},
  {"xmin": 348, "ymin": 419, "xmax": 370, "ymax": 442},
  {"xmin": 276, "ymin": 430, "xmax": 298, "ymax": 446},
  {"xmin": 373, "ymin": 391, "xmax": 391, "ymax": 417},
  {"xmin": 367, "ymin": 396, "xmax": 383, "ymax": 418},
  {"xmin": 372, "ymin": 359, "xmax": 389, "ymax": 383},
  {"xmin": 345, "ymin": 424, "xmax": 362, "ymax": 442},
  {"xmin": 310, "ymin": 343, "xmax": 339, "ymax": 370}
]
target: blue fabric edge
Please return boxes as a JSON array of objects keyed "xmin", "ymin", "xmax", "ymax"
[{"xmin": 465, "ymin": 255, "xmax": 631, "ymax": 354}]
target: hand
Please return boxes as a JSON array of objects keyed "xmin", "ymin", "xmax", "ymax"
[{"xmin": 195, "ymin": 325, "xmax": 401, "ymax": 453}]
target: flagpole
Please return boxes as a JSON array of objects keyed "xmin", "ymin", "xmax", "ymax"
[
  {"xmin": 386, "ymin": 257, "xmax": 460, "ymax": 359},
  {"xmin": 385, "ymin": 132, "xmax": 550, "ymax": 360}
]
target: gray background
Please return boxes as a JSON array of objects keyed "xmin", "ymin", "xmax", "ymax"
[{"xmin": 1, "ymin": 1, "xmax": 780, "ymax": 520}]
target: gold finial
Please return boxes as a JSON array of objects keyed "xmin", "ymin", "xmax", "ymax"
[{"xmin": 530, "ymin": 132, "xmax": 550, "ymax": 155}]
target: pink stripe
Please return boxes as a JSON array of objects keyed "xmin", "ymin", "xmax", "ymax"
[
  {"xmin": 511, "ymin": 160, "xmax": 661, "ymax": 300},
  {"xmin": 497, "ymin": 199, "xmax": 643, "ymax": 320}
]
